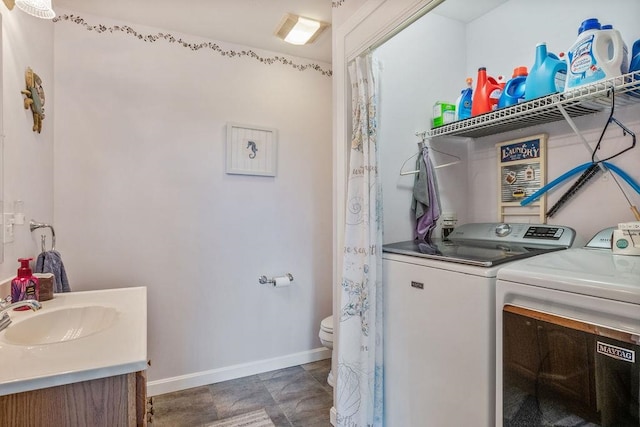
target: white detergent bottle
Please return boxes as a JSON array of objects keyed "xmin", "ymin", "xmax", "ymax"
[{"xmin": 565, "ymin": 18, "xmax": 624, "ymax": 91}]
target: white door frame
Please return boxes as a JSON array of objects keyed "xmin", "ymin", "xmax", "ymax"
[{"xmin": 330, "ymin": 0, "xmax": 444, "ymax": 417}]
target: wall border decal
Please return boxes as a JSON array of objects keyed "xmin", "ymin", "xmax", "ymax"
[{"xmin": 53, "ymin": 14, "xmax": 332, "ymax": 77}]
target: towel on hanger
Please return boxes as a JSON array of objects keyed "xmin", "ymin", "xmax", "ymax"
[
  {"xmin": 411, "ymin": 147, "xmax": 441, "ymax": 240},
  {"xmin": 35, "ymin": 250, "xmax": 71, "ymax": 293}
]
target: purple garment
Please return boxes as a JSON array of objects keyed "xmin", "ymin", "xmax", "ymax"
[{"xmin": 412, "ymin": 147, "xmax": 441, "ymax": 240}]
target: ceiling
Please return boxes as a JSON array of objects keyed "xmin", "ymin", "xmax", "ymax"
[
  {"xmin": 53, "ymin": 0, "xmax": 333, "ymax": 63},
  {"xmin": 431, "ymin": 0, "xmax": 508, "ymax": 23}
]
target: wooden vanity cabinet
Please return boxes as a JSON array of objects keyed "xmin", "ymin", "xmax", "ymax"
[{"xmin": 0, "ymin": 370, "xmax": 147, "ymax": 427}]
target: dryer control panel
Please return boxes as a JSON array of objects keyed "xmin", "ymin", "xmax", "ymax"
[{"xmin": 612, "ymin": 221, "xmax": 640, "ymax": 256}]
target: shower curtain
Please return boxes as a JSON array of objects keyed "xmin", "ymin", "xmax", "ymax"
[{"xmin": 336, "ymin": 53, "xmax": 383, "ymax": 427}]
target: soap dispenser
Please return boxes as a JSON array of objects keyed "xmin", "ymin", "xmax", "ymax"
[{"xmin": 11, "ymin": 258, "xmax": 39, "ymax": 310}]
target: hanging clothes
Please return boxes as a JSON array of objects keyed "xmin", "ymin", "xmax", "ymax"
[
  {"xmin": 411, "ymin": 146, "xmax": 441, "ymax": 240},
  {"xmin": 336, "ymin": 53, "xmax": 384, "ymax": 427},
  {"xmin": 35, "ymin": 250, "xmax": 71, "ymax": 293}
]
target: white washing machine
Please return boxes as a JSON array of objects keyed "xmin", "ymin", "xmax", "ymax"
[
  {"xmin": 496, "ymin": 229, "xmax": 640, "ymax": 427},
  {"xmin": 382, "ymin": 223, "xmax": 576, "ymax": 427}
]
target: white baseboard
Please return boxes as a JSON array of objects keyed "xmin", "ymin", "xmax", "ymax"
[
  {"xmin": 147, "ymin": 347, "xmax": 332, "ymax": 396},
  {"xmin": 330, "ymin": 406, "xmax": 337, "ymax": 426}
]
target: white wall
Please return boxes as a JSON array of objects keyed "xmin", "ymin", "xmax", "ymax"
[
  {"xmin": 376, "ymin": 11, "xmax": 469, "ymax": 243},
  {"xmin": 377, "ymin": 0, "xmax": 640, "ymax": 244},
  {"xmin": 465, "ymin": 0, "xmax": 640, "ymax": 80},
  {"xmin": 53, "ymin": 10, "xmax": 333, "ymax": 395},
  {"xmin": 0, "ymin": 4, "xmax": 54, "ymax": 294},
  {"xmin": 464, "ymin": 0, "xmax": 640, "ymax": 242},
  {"xmin": 331, "ymin": 0, "xmax": 368, "ymax": 29}
]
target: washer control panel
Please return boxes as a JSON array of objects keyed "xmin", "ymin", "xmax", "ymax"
[
  {"xmin": 495, "ymin": 223, "xmax": 512, "ymax": 237},
  {"xmin": 524, "ymin": 226, "xmax": 565, "ymax": 240},
  {"xmin": 449, "ymin": 223, "xmax": 576, "ymax": 247}
]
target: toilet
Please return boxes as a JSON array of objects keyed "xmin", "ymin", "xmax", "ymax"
[{"xmin": 318, "ymin": 315, "xmax": 335, "ymax": 387}]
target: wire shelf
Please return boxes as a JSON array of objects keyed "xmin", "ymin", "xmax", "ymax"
[{"xmin": 426, "ymin": 72, "xmax": 640, "ymax": 139}]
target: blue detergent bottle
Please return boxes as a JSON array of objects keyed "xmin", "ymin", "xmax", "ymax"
[
  {"xmin": 629, "ymin": 39, "xmax": 640, "ymax": 97},
  {"xmin": 454, "ymin": 77, "xmax": 473, "ymax": 120},
  {"xmin": 498, "ymin": 66, "xmax": 528, "ymax": 108},
  {"xmin": 524, "ymin": 43, "xmax": 567, "ymax": 100},
  {"xmin": 631, "ymin": 39, "xmax": 640, "ymax": 75}
]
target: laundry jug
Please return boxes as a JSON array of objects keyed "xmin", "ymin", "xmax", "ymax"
[
  {"xmin": 471, "ymin": 67, "xmax": 501, "ymax": 116},
  {"xmin": 565, "ymin": 18, "xmax": 624, "ymax": 91},
  {"xmin": 629, "ymin": 39, "xmax": 640, "ymax": 97},
  {"xmin": 525, "ymin": 43, "xmax": 567, "ymax": 100},
  {"xmin": 498, "ymin": 66, "xmax": 528, "ymax": 108},
  {"xmin": 630, "ymin": 39, "xmax": 640, "ymax": 76},
  {"xmin": 454, "ymin": 77, "xmax": 473, "ymax": 120}
]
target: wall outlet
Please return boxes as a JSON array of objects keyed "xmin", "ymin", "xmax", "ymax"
[{"xmin": 3, "ymin": 213, "xmax": 14, "ymax": 244}]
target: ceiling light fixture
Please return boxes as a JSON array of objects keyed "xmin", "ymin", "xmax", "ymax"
[
  {"xmin": 275, "ymin": 13, "xmax": 328, "ymax": 46},
  {"xmin": 15, "ymin": 0, "xmax": 55, "ymax": 19}
]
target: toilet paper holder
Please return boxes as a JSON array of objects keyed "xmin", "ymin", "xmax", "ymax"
[{"xmin": 259, "ymin": 273, "xmax": 294, "ymax": 285}]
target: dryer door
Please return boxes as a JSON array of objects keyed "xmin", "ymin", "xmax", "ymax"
[{"xmin": 502, "ymin": 305, "xmax": 640, "ymax": 427}]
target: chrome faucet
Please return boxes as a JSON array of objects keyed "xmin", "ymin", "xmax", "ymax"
[{"xmin": 0, "ymin": 297, "xmax": 42, "ymax": 333}]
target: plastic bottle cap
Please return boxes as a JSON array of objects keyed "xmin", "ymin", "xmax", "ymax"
[
  {"xmin": 579, "ymin": 18, "xmax": 601, "ymax": 34},
  {"xmin": 512, "ymin": 66, "xmax": 528, "ymax": 77},
  {"xmin": 17, "ymin": 258, "xmax": 33, "ymax": 278}
]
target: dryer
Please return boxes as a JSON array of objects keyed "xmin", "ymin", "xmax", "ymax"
[
  {"xmin": 496, "ymin": 230, "xmax": 640, "ymax": 427},
  {"xmin": 382, "ymin": 222, "xmax": 576, "ymax": 427}
]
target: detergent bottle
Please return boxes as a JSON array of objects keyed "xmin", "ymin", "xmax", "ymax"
[
  {"xmin": 565, "ymin": 18, "xmax": 624, "ymax": 91},
  {"xmin": 629, "ymin": 39, "xmax": 640, "ymax": 97},
  {"xmin": 630, "ymin": 39, "xmax": 640, "ymax": 75},
  {"xmin": 498, "ymin": 66, "xmax": 528, "ymax": 108},
  {"xmin": 454, "ymin": 77, "xmax": 473, "ymax": 120},
  {"xmin": 471, "ymin": 67, "xmax": 501, "ymax": 116},
  {"xmin": 525, "ymin": 43, "xmax": 567, "ymax": 100}
]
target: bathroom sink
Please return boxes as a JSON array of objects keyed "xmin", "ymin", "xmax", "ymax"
[
  {"xmin": 0, "ymin": 287, "xmax": 146, "ymax": 397},
  {"xmin": 2, "ymin": 305, "xmax": 118, "ymax": 346}
]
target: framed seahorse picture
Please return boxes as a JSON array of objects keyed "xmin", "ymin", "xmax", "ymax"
[{"xmin": 226, "ymin": 122, "xmax": 278, "ymax": 176}]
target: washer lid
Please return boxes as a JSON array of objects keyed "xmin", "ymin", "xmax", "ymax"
[
  {"xmin": 383, "ymin": 223, "xmax": 575, "ymax": 267},
  {"xmin": 382, "ymin": 239, "xmax": 567, "ymax": 267},
  {"xmin": 497, "ymin": 248, "xmax": 640, "ymax": 304}
]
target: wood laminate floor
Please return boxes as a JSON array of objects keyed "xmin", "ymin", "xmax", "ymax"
[{"xmin": 151, "ymin": 359, "xmax": 333, "ymax": 427}]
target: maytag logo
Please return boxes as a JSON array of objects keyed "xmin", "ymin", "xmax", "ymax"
[
  {"xmin": 597, "ymin": 341, "xmax": 635, "ymax": 363},
  {"xmin": 411, "ymin": 281, "xmax": 424, "ymax": 290}
]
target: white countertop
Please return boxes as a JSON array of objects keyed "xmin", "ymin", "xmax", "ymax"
[{"xmin": 0, "ymin": 287, "xmax": 147, "ymax": 396}]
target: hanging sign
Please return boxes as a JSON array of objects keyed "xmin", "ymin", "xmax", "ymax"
[{"xmin": 496, "ymin": 134, "xmax": 547, "ymax": 223}]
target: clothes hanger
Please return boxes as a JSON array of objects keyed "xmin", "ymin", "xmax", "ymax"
[
  {"xmin": 543, "ymin": 89, "xmax": 637, "ymax": 217},
  {"xmin": 399, "ymin": 132, "xmax": 461, "ymax": 175},
  {"xmin": 590, "ymin": 89, "xmax": 636, "ymax": 164}
]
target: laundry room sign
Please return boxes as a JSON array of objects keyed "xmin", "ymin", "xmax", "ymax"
[{"xmin": 496, "ymin": 134, "xmax": 547, "ymax": 223}]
